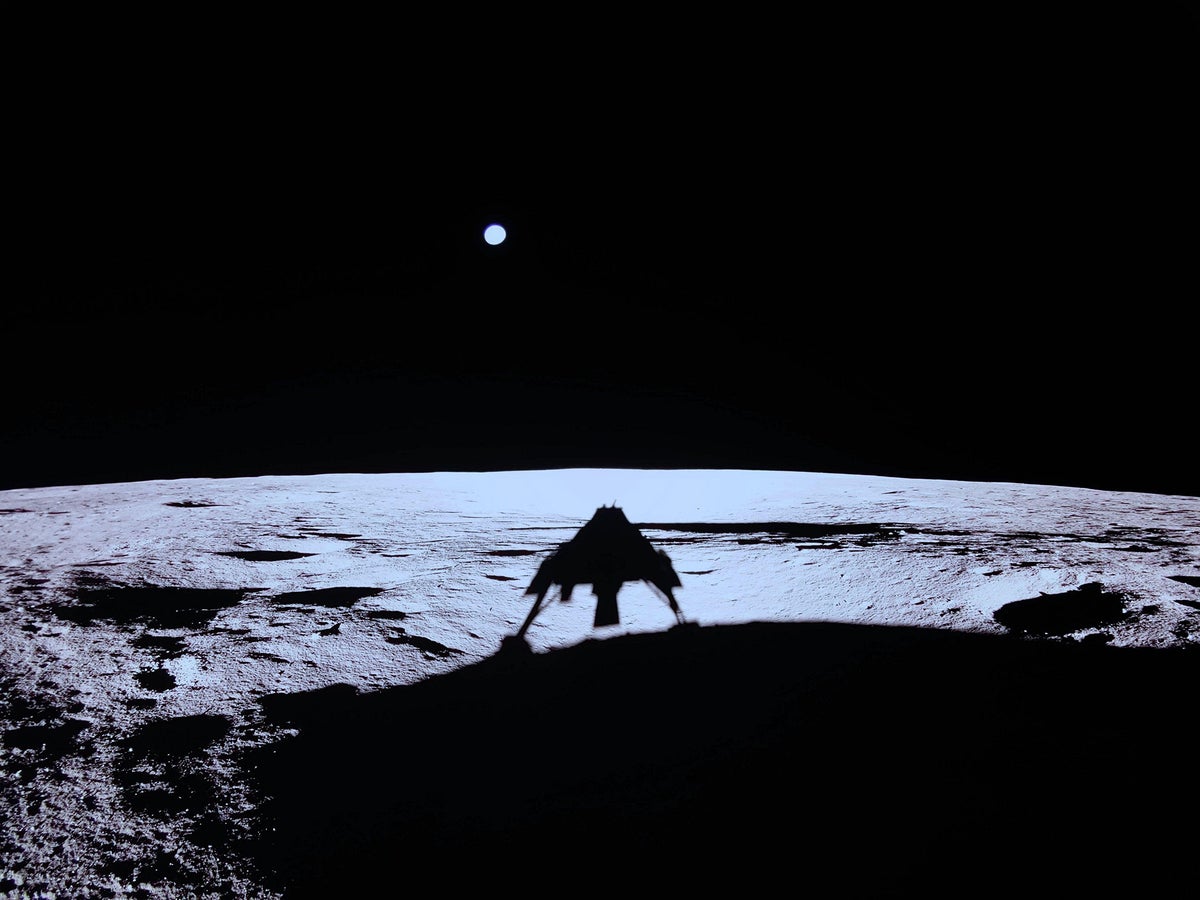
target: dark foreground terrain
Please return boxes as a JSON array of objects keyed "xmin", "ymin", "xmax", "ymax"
[{"xmin": 236, "ymin": 620, "xmax": 1196, "ymax": 897}]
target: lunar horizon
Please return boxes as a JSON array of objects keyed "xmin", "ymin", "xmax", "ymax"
[{"xmin": 2, "ymin": 467, "xmax": 1198, "ymax": 897}]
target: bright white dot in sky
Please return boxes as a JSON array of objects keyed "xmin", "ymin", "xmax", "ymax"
[{"xmin": 483, "ymin": 223, "xmax": 507, "ymax": 245}]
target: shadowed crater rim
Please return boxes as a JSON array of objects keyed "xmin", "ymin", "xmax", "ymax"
[
  {"xmin": 216, "ymin": 550, "xmax": 317, "ymax": 562},
  {"xmin": 270, "ymin": 587, "xmax": 384, "ymax": 607},
  {"xmin": 993, "ymin": 582, "xmax": 1130, "ymax": 636},
  {"xmin": 54, "ymin": 581, "xmax": 255, "ymax": 628}
]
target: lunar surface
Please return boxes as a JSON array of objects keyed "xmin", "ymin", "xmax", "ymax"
[{"xmin": 2, "ymin": 468, "xmax": 1198, "ymax": 897}]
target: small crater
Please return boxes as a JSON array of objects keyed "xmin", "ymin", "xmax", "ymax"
[
  {"xmin": 485, "ymin": 574, "xmax": 519, "ymax": 581},
  {"xmin": 135, "ymin": 667, "xmax": 177, "ymax": 692},
  {"xmin": 121, "ymin": 714, "xmax": 231, "ymax": 759},
  {"xmin": 216, "ymin": 550, "xmax": 316, "ymax": 562},
  {"xmin": 164, "ymin": 500, "xmax": 219, "ymax": 508},
  {"xmin": 994, "ymin": 582, "xmax": 1129, "ymax": 636},
  {"xmin": 131, "ymin": 634, "xmax": 188, "ymax": 659},
  {"xmin": 364, "ymin": 610, "xmax": 409, "ymax": 621},
  {"xmin": 488, "ymin": 549, "xmax": 541, "ymax": 557},
  {"xmin": 271, "ymin": 587, "xmax": 384, "ymax": 607},
  {"xmin": 116, "ymin": 715, "xmax": 230, "ymax": 820},
  {"xmin": 55, "ymin": 580, "xmax": 254, "ymax": 628},
  {"xmin": 3, "ymin": 718, "xmax": 90, "ymax": 760},
  {"xmin": 9, "ymin": 577, "xmax": 50, "ymax": 595},
  {"xmin": 98, "ymin": 859, "xmax": 138, "ymax": 881}
]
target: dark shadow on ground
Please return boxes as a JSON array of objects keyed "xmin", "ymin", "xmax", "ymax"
[
  {"xmin": 53, "ymin": 577, "xmax": 258, "ymax": 628},
  {"xmin": 993, "ymin": 581, "xmax": 1130, "ymax": 636},
  {"xmin": 269, "ymin": 587, "xmax": 384, "ymax": 607},
  {"xmin": 235, "ymin": 620, "xmax": 1196, "ymax": 896}
]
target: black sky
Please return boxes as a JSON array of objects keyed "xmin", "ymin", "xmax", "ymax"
[{"xmin": 6, "ymin": 7, "xmax": 1197, "ymax": 495}]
